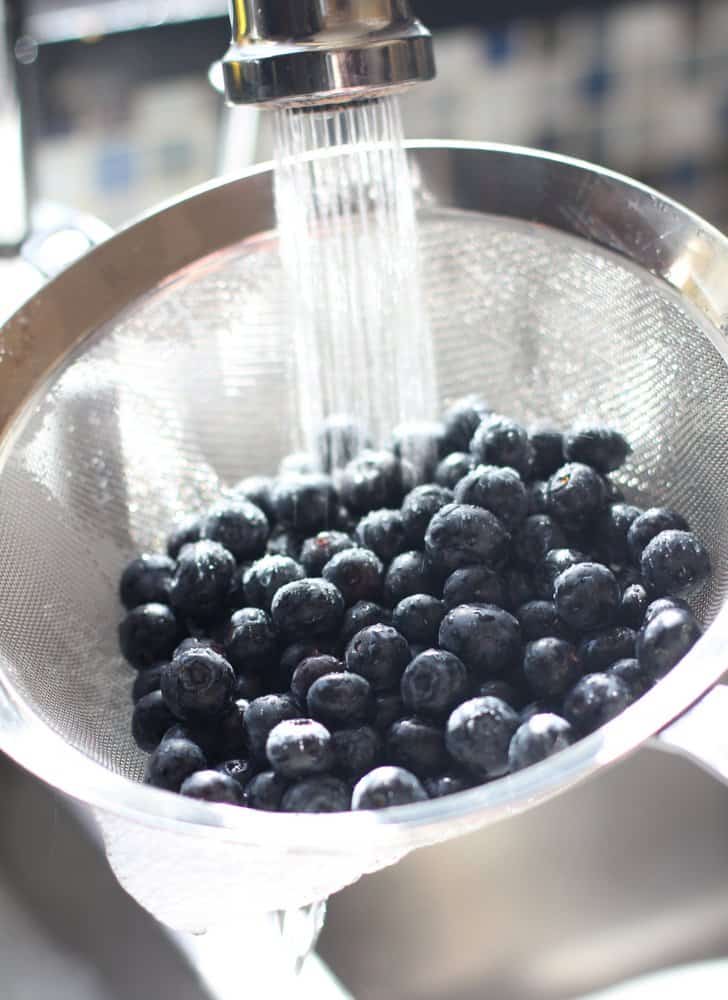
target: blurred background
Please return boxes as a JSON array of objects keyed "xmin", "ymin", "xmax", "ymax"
[{"xmin": 3, "ymin": 0, "xmax": 728, "ymax": 998}]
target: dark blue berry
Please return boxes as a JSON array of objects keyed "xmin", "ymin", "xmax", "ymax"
[
  {"xmin": 619, "ymin": 583, "xmax": 649, "ymax": 628},
  {"xmin": 392, "ymin": 421, "xmax": 446, "ymax": 480},
  {"xmin": 166, "ymin": 515, "xmax": 202, "ymax": 559},
  {"xmin": 273, "ymin": 474, "xmax": 338, "ymax": 536},
  {"xmin": 554, "ymin": 562, "xmax": 620, "ymax": 631},
  {"xmin": 278, "ymin": 637, "xmax": 342, "ymax": 684},
  {"xmin": 169, "ymin": 540, "xmax": 236, "ymax": 620},
  {"xmin": 279, "ymin": 452, "xmax": 316, "ymax": 475},
  {"xmin": 401, "ymin": 484, "xmax": 454, "ymax": 548},
  {"xmin": 161, "ymin": 647, "xmax": 235, "ymax": 721},
  {"xmin": 643, "ymin": 596, "xmax": 690, "ymax": 625},
  {"xmin": 120, "ymin": 554, "xmax": 175, "ymax": 610},
  {"xmin": 340, "ymin": 601, "xmax": 392, "ymax": 644},
  {"xmin": 478, "ymin": 679, "xmax": 524, "ymax": 709},
  {"xmin": 307, "ymin": 672, "xmax": 372, "ymax": 728},
  {"xmin": 641, "ymin": 530, "xmax": 711, "ymax": 598},
  {"xmin": 442, "ymin": 565, "xmax": 505, "ymax": 611},
  {"xmin": 384, "ymin": 551, "xmax": 440, "ymax": 606},
  {"xmin": 470, "ymin": 415, "xmax": 534, "ymax": 477},
  {"xmin": 401, "ymin": 649, "xmax": 470, "ymax": 718},
  {"xmin": 265, "ymin": 718, "xmax": 333, "ymax": 778},
  {"xmin": 454, "ymin": 465, "xmax": 527, "ymax": 531},
  {"xmin": 392, "ymin": 595, "xmax": 445, "ymax": 646},
  {"xmin": 132, "ymin": 690, "xmax": 176, "ymax": 752},
  {"xmin": 202, "ymin": 500, "xmax": 269, "ymax": 561},
  {"xmin": 546, "ymin": 463, "xmax": 606, "ymax": 521},
  {"xmin": 233, "ymin": 475, "xmax": 276, "ymax": 522},
  {"xmin": 145, "ymin": 738, "xmax": 207, "ymax": 791},
  {"xmin": 533, "ymin": 547, "xmax": 588, "ymax": 601},
  {"xmin": 246, "ymin": 770, "xmax": 288, "ymax": 810},
  {"xmin": 352, "ymin": 766, "xmax": 427, "ymax": 809},
  {"xmin": 563, "ymin": 673, "xmax": 632, "ymax": 734},
  {"xmin": 266, "ymin": 528, "xmax": 302, "ymax": 560},
  {"xmin": 527, "ymin": 480, "xmax": 549, "ymax": 515},
  {"xmin": 595, "ymin": 504, "xmax": 642, "ymax": 566},
  {"xmin": 340, "ymin": 449, "xmax": 409, "ymax": 514},
  {"xmin": 435, "ymin": 452, "xmax": 474, "ymax": 489},
  {"xmin": 216, "ymin": 757, "xmax": 257, "ymax": 792},
  {"xmin": 608, "ymin": 658, "xmax": 653, "ymax": 699},
  {"xmin": 243, "ymin": 694, "xmax": 301, "ymax": 758},
  {"xmin": 331, "ymin": 725, "xmax": 381, "ymax": 779},
  {"xmin": 356, "ymin": 509, "xmax": 407, "ymax": 563},
  {"xmin": 564, "ymin": 425, "xmax": 631, "ymax": 473},
  {"xmin": 516, "ymin": 600, "xmax": 569, "ymax": 641},
  {"xmin": 243, "ymin": 555, "xmax": 305, "ymax": 611},
  {"xmin": 578, "ymin": 626, "xmax": 636, "ymax": 673},
  {"xmin": 224, "ymin": 607, "xmax": 277, "ymax": 672},
  {"xmin": 345, "ymin": 624, "xmax": 411, "ymax": 692},
  {"xmin": 439, "ymin": 604, "xmax": 521, "ymax": 677},
  {"xmin": 503, "ymin": 567, "xmax": 536, "ymax": 611},
  {"xmin": 180, "ymin": 769, "xmax": 245, "ymax": 805},
  {"xmin": 300, "ymin": 531, "xmax": 356, "ymax": 577},
  {"xmin": 372, "ymin": 692, "xmax": 404, "ymax": 733},
  {"xmin": 442, "ymin": 394, "xmax": 491, "ymax": 454},
  {"xmin": 322, "ymin": 548, "xmax": 383, "ymax": 606},
  {"xmin": 425, "ymin": 503, "xmax": 510, "ymax": 574},
  {"xmin": 446, "ymin": 696, "xmax": 520, "ymax": 777},
  {"xmin": 235, "ymin": 673, "xmax": 264, "ymax": 701},
  {"xmin": 132, "ymin": 663, "xmax": 164, "ymax": 702},
  {"xmin": 528, "ymin": 425, "xmax": 565, "ymax": 479},
  {"xmin": 508, "ymin": 713, "xmax": 573, "ymax": 771},
  {"xmin": 270, "ymin": 578, "xmax": 345, "ymax": 638},
  {"xmin": 290, "ymin": 655, "xmax": 343, "ymax": 703},
  {"xmin": 119, "ymin": 602, "xmax": 180, "ymax": 669},
  {"xmin": 627, "ymin": 507, "xmax": 690, "ymax": 562},
  {"xmin": 214, "ymin": 699, "xmax": 249, "ymax": 759},
  {"xmin": 316, "ymin": 413, "xmax": 369, "ymax": 472},
  {"xmin": 281, "ymin": 776, "xmax": 351, "ymax": 813},
  {"xmin": 523, "ymin": 638, "xmax": 582, "ymax": 698},
  {"xmin": 636, "ymin": 608, "xmax": 702, "ymax": 679},
  {"xmin": 387, "ymin": 717, "xmax": 449, "ymax": 777},
  {"xmin": 513, "ymin": 515, "xmax": 567, "ymax": 567}
]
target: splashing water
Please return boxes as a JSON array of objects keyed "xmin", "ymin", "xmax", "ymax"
[{"xmin": 272, "ymin": 96, "xmax": 437, "ymax": 469}]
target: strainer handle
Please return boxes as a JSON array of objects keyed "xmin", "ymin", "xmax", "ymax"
[{"xmin": 652, "ymin": 685, "xmax": 728, "ymax": 783}]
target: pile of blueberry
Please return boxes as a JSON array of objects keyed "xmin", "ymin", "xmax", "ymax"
[{"xmin": 120, "ymin": 397, "xmax": 711, "ymax": 812}]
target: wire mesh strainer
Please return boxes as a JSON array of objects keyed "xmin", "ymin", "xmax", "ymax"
[{"xmin": 1, "ymin": 142, "xmax": 727, "ymax": 934}]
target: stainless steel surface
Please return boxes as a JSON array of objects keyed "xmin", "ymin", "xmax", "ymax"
[
  {"xmin": 0, "ymin": 143, "xmax": 727, "ymax": 927},
  {"xmin": 0, "ymin": 0, "xmax": 30, "ymax": 250},
  {"xmin": 222, "ymin": 0, "xmax": 435, "ymax": 107}
]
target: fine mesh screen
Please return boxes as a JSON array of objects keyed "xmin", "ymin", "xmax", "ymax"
[{"xmin": 1, "ymin": 207, "xmax": 727, "ymax": 781}]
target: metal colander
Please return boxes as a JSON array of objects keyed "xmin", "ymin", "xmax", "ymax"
[{"xmin": 1, "ymin": 143, "xmax": 727, "ymax": 933}]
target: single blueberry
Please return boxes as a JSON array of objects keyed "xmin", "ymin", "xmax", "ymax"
[
  {"xmin": 246, "ymin": 770, "xmax": 289, "ymax": 811},
  {"xmin": 533, "ymin": 548, "xmax": 588, "ymax": 602},
  {"xmin": 266, "ymin": 718, "xmax": 334, "ymax": 778},
  {"xmin": 470, "ymin": 414, "xmax": 534, "ymax": 477},
  {"xmin": 513, "ymin": 515, "xmax": 568, "ymax": 567},
  {"xmin": 119, "ymin": 602, "xmax": 180, "ymax": 669},
  {"xmin": 578, "ymin": 626, "xmax": 636, "ymax": 673},
  {"xmin": 595, "ymin": 503, "xmax": 643, "ymax": 566},
  {"xmin": 352, "ymin": 766, "xmax": 427, "ymax": 809},
  {"xmin": 636, "ymin": 608, "xmax": 702, "ymax": 679},
  {"xmin": 266, "ymin": 528, "xmax": 302, "ymax": 560},
  {"xmin": 345, "ymin": 624, "xmax": 411, "ymax": 692},
  {"xmin": 331, "ymin": 725, "xmax": 382, "ymax": 779},
  {"xmin": 307, "ymin": 672, "xmax": 373, "ymax": 728},
  {"xmin": 180, "ymin": 769, "xmax": 245, "ymax": 805},
  {"xmin": 608, "ymin": 658, "xmax": 653, "ymax": 699},
  {"xmin": 523, "ymin": 638, "xmax": 582, "ymax": 698},
  {"xmin": 387, "ymin": 718, "xmax": 449, "ymax": 778},
  {"xmin": 132, "ymin": 663, "xmax": 164, "ymax": 702},
  {"xmin": 224, "ymin": 607, "xmax": 278, "ymax": 672},
  {"xmin": 216, "ymin": 757, "xmax": 257, "ymax": 793},
  {"xmin": 564, "ymin": 425, "xmax": 631, "ymax": 473},
  {"xmin": 278, "ymin": 637, "xmax": 342, "ymax": 685},
  {"xmin": 392, "ymin": 595, "xmax": 446, "ymax": 646},
  {"xmin": 384, "ymin": 550, "xmax": 441, "ymax": 606},
  {"xmin": 528, "ymin": 425, "xmax": 565, "ymax": 479},
  {"xmin": 478, "ymin": 679, "xmax": 524, "ymax": 709},
  {"xmin": 340, "ymin": 449, "xmax": 409, "ymax": 515},
  {"xmin": 425, "ymin": 503, "xmax": 510, "ymax": 574},
  {"xmin": 392, "ymin": 421, "xmax": 446, "ymax": 481},
  {"xmin": 442, "ymin": 565, "xmax": 505, "ymax": 611},
  {"xmin": 401, "ymin": 649, "xmax": 470, "ymax": 718},
  {"xmin": 300, "ymin": 531, "xmax": 356, "ymax": 577},
  {"xmin": 120, "ymin": 554, "xmax": 175, "ymax": 610},
  {"xmin": 340, "ymin": 601, "xmax": 392, "ymax": 644},
  {"xmin": 281, "ymin": 776, "xmax": 351, "ymax": 813},
  {"xmin": 232, "ymin": 475, "xmax": 276, "ymax": 523},
  {"xmin": 546, "ymin": 462, "xmax": 607, "ymax": 521},
  {"xmin": 316, "ymin": 413, "xmax": 370, "ymax": 472},
  {"xmin": 273, "ymin": 474, "xmax": 338, "ymax": 536},
  {"xmin": 161, "ymin": 647, "xmax": 235, "ymax": 721},
  {"xmin": 627, "ymin": 507, "xmax": 690, "ymax": 562},
  {"xmin": 132, "ymin": 690, "xmax": 177, "ymax": 752},
  {"xmin": 202, "ymin": 500, "xmax": 269, "ymax": 562},
  {"xmin": 554, "ymin": 562, "xmax": 620, "ymax": 631},
  {"xmin": 516, "ymin": 600, "xmax": 569, "ymax": 641},
  {"xmin": 401, "ymin": 484, "xmax": 454, "ymax": 548},
  {"xmin": 290, "ymin": 655, "xmax": 344, "ymax": 703},
  {"xmin": 435, "ymin": 452, "xmax": 474, "ymax": 490},
  {"xmin": 439, "ymin": 604, "xmax": 521, "ymax": 677},
  {"xmin": 446, "ymin": 696, "xmax": 520, "ymax": 777},
  {"xmin": 619, "ymin": 583, "xmax": 649, "ymax": 628},
  {"xmin": 169, "ymin": 540, "xmax": 236, "ymax": 620},
  {"xmin": 441, "ymin": 394, "xmax": 491, "ymax": 454},
  {"xmin": 562, "ymin": 673, "xmax": 632, "ymax": 734},
  {"xmin": 145, "ymin": 738, "xmax": 207, "ymax": 791},
  {"xmin": 322, "ymin": 547, "xmax": 384, "ymax": 606},
  {"xmin": 454, "ymin": 464, "xmax": 528, "ymax": 531},
  {"xmin": 372, "ymin": 692, "xmax": 405, "ymax": 733},
  {"xmin": 355, "ymin": 509, "xmax": 407, "ymax": 564},
  {"xmin": 643, "ymin": 596, "xmax": 690, "ymax": 625},
  {"xmin": 243, "ymin": 694, "xmax": 302, "ymax": 758},
  {"xmin": 640, "ymin": 530, "xmax": 711, "ymax": 598},
  {"xmin": 423, "ymin": 774, "xmax": 472, "ymax": 798},
  {"xmin": 166, "ymin": 514, "xmax": 202, "ymax": 559},
  {"xmin": 243, "ymin": 555, "xmax": 305, "ymax": 611},
  {"xmin": 508, "ymin": 713, "xmax": 573, "ymax": 771},
  {"xmin": 271, "ymin": 578, "xmax": 345, "ymax": 638}
]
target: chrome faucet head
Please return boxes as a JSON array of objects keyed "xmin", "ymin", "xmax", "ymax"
[{"xmin": 222, "ymin": 0, "xmax": 435, "ymax": 108}]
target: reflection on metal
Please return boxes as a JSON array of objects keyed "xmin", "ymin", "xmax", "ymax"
[{"xmin": 0, "ymin": 0, "xmax": 29, "ymax": 251}]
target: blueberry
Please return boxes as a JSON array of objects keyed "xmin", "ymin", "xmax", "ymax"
[
  {"xmin": 340, "ymin": 601, "xmax": 392, "ymax": 644},
  {"xmin": 316, "ymin": 413, "xmax": 369, "ymax": 472},
  {"xmin": 145, "ymin": 738, "xmax": 207, "ymax": 791},
  {"xmin": 224, "ymin": 607, "xmax": 278, "ymax": 672},
  {"xmin": 392, "ymin": 595, "xmax": 446, "ymax": 646},
  {"xmin": 595, "ymin": 504, "xmax": 642, "ymax": 566},
  {"xmin": 523, "ymin": 638, "xmax": 582, "ymax": 698},
  {"xmin": 169, "ymin": 541, "xmax": 236, "ymax": 620},
  {"xmin": 442, "ymin": 394, "xmax": 491, "ymax": 454},
  {"xmin": 619, "ymin": 583, "xmax": 649, "ymax": 628},
  {"xmin": 425, "ymin": 503, "xmax": 510, "ymax": 574},
  {"xmin": 322, "ymin": 548, "xmax": 383, "ymax": 606},
  {"xmin": 243, "ymin": 694, "xmax": 301, "ymax": 758},
  {"xmin": 513, "ymin": 515, "xmax": 567, "ymax": 567},
  {"xmin": 640, "ymin": 530, "xmax": 711, "ymax": 598},
  {"xmin": 132, "ymin": 663, "xmax": 164, "ymax": 702},
  {"xmin": 119, "ymin": 602, "xmax": 180, "ymax": 669},
  {"xmin": 300, "ymin": 531, "xmax": 356, "ymax": 577},
  {"xmin": 392, "ymin": 421, "xmax": 446, "ymax": 480},
  {"xmin": 533, "ymin": 548, "xmax": 589, "ymax": 602},
  {"xmin": 271, "ymin": 578, "xmax": 345, "ymax": 638},
  {"xmin": 401, "ymin": 649, "xmax": 470, "ymax": 718},
  {"xmin": 516, "ymin": 600, "xmax": 569, "ymax": 641},
  {"xmin": 643, "ymin": 596, "xmax": 690, "ymax": 625},
  {"xmin": 345, "ymin": 624, "xmax": 411, "ymax": 692},
  {"xmin": 384, "ymin": 551, "xmax": 440, "ymax": 606},
  {"xmin": 563, "ymin": 673, "xmax": 632, "ymax": 734},
  {"xmin": 435, "ymin": 452, "xmax": 474, "ymax": 489},
  {"xmin": 281, "ymin": 776, "xmax": 351, "ymax": 813},
  {"xmin": 546, "ymin": 463, "xmax": 606, "ymax": 521},
  {"xmin": 216, "ymin": 757, "xmax": 257, "ymax": 792},
  {"xmin": 278, "ymin": 637, "xmax": 341, "ymax": 684},
  {"xmin": 503, "ymin": 567, "xmax": 536, "ymax": 611},
  {"xmin": 470, "ymin": 415, "xmax": 534, "ymax": 477},
  {"xmin": 246, "ymin": 770, "xmax": 289, "ymax": 811},
  {"xmin": 202, "ymin": 500, "xmax": 269, "ymax": 562},
  {"xmin": 132, "ymin": 690, "xmax": 177, "ymax": 752},
  {"xmin": 508, "ymin": 713, "xmax": 573, "ymax": 771},
  {"xmin": 554, "ymin": 562, "xmax": 620, "ymax": 631},
  {"xmin": 608, "ymin": 658, "xmax": 653, "ymax": 699},
  {"xmin": 180, "ymin": 769, "xmax": 245, "ymax": 805},
  {"xmin": 636, "ymin": 608, "xmax": 702, "ymax": 680},
  {"xmin": 478, "ymin": 679, "xmax": 524, "ymax": 709},
  {"xmin": 273, "ymin": 474, "xmax": 338, "ymax": 536},
  {"xmin": 423, "ymin": 774, "xmax": 471, "ymax": 798},
  {"xmin": 446, "ymin": 696, "xmax": 520, "ymax": 777},
  {"xmin": 352, "ymin": 766, "xmax": 427, "ymax": 809},
  {"xmin": 290, "ymin": 655, "xmax": 343, "ymax": 703},
  {"xmin": 439, "ymin": 604, "xmax": 521, "ymax": 677},
  {"xmin": 266, "ymin": 528, "xmax": 302, "ymax": 560},
  {"xmin": 243, "ymin": 555, "xmax": 305, "ymax": 611},
  {"xmin": 331, "ymin": 725, "xmax": 382, "ymax": 779},
  {"xmin": 355, "ymin": 509, "xmax": 407, "ymax": 563},
  {"xmin": 265, "ymin": 718, "xmax": 334, "ymax": 778},
  {"xmin": 340, "ymin": 449, "xmax": 408, "ymax": 514},
  {"xmin": 527, "ymin": 481, "xmax": 549, "ymax": 515},
  {"xmin": 161, "ymin": 647, "xmax": 235, "ymax": 721},
  {"xmin": 627, "ymin": 507, "xmax": 690, "ymax": 562},
  {"xmin": 387, "ymin": 718, "xmax": 449, "ymax": 777},
  {"xmin": 372, "ymin": 692, "xmax": 404, "ymax": 733},
  {"xmin": 564, "ymin": 425, "xmax": 631, "ymax": 473},
  {"xmin": 442, "ymin": 565, "xmax": 505, "ymax": 611},
  {"xmin": 400, "ymin": 484, "xmax": 454, "ymax": 548},
  {"xmin": 578, "ymin": 627, "xmax": 636, "ymax": 673},
  {"xmin": 453, "ymin": 465, "xmax": 528, "ymax": 531},
  {"xmin": 307, "ymin": 672, "xmax": 372, "ymax": 728},
  {"xmin": 120, "ymin": 554, "xmax": 175, "ymax": 610},
  {"xmin": 528, "ymin": 425, "xmax": 565, "ymax": 479},
  {"xmin": 166, "ymin": 514, "xmax": 202, "ymax": 559},
  {"xmin": 235, "ymin": 673, "xmax": 264, "ymax": 701},
  {"xmin": 232, "ymin": 475, "xmax": 276, "ymax": 523},
  {"xmin": 214, "ymin": 699, "xmax": 249, "ymax": 759}
]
